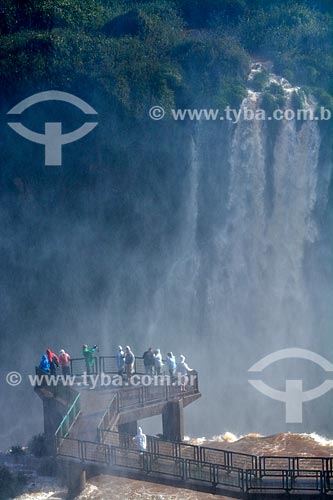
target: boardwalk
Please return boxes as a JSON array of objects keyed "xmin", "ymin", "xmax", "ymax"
[{"xmin": 35, "ymin": 356, "xmax": 333, "ymax": 498}]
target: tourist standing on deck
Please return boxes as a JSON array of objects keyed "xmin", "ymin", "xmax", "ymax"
[
  {"xmin": 39, "ymin": 354, "xmax": 50, "ymax": 374},
  {"xmin": 133, "ymin": 427, "xmax": 147, "ymax": 453},
  {"xmin": 143, "ymin": 347, "xmax": 155, "ymax": 375},
  {"xmin": 176, "ymin": 354, "xmax": 193, "ymax": 375},
  {"xmin": 59, "ymin": 349, "xmax": 71, "ymax": 376},
  {"xmin": 166, "ymin": 352, "xmax": 176, "ymax": 379},
  {"xmin": 154, "ymin": 349, "xmax": 163, "ymax": 375},
  {"xmin": 83, "ymin": 344, "xmax": 97, "ymax": 374},
  {"xmin": 176, "ymin": 354, "xmax": 193, "ymax": 391},
  {"xmin": 46, "ymin": 348, "xmax": 59, "ymax": 376},
  {"xmin": 116, "ymin": 345, "xmax": 125, "ymax": 376},
  {"xmin": 125, "ymin": 346, "xmax": 135, "ymax": 381}
]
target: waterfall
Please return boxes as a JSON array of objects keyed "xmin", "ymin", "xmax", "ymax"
[
  {"xmin": 266, "ymin": 98, "xmax": 320, "ymax": 342},
  {"xmin": 147, "ymin": 133, "xmax": 201, "ymax": 345},
  {"xmin": 203, "ymin": 78, "xmax": 322, "ymax": 354},
  {"xmin": 207, "ymin": 91, "xmax": 268, "ymax": 338},
  {"xmin": 145, "ymin": 70, "xmax": 331, "ymax": 433},
  {"xmin": 148, "ymin": 75, "xmax": 324, "ymax": 355}
]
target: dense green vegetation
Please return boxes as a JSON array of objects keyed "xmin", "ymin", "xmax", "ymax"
[{"xmin": 1, "ymin": 0, "xmax": 332, "ymax": 113}]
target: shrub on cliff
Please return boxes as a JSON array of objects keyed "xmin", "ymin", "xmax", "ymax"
[{"xmin": 28, "ymin": 433, "xmax": 48, "ymax": 457}]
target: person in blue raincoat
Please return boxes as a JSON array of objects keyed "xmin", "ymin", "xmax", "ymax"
[
  {"xmin": 39, "ymin": 354, "xmax": 50, "ymax": 373},
  {"xmin": 166, "ymin": 352, "xmax": 176, "ymax": 379}
]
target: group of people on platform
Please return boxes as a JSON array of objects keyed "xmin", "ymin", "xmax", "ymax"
[
  {"xmin": 38, "ymin": 344, "xmax": 193, "ymax": 382},
  {"xmin": 116, "ymin": 345, "xmax": 193, "ymax": 381},
  {"xmin": 39, "ymin": 348, "xmax": 71, "ymax": 376}
]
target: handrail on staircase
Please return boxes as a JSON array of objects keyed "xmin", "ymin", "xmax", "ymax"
[{"xmin": 55, "ymin": 392, "xmax": 81, "ymax": 447}]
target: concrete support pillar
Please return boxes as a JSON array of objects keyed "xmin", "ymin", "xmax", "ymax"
[
  {"xmin": 43, "ymin": 398, "xmax": 64, "ymax": 455},
  {"xmin": 162, "ymin": 400, "xmax": 184, "ymax": 442},
  {"xmin": 66, "ymin": 462, "xmax": 86, "ymax": 499}
]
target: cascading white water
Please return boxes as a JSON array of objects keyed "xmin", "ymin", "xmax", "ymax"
[
  {"xmin": 144, "ymin": 68, "xmax": 331, "ymax": 434},
  {"xmin": 206, "ymin": 72, "xmax": 322, "ymax": 353},
  {"xmin": 266, "ymin": 96, "xmax": 320, "ymax": 342},
  {"xmin": 207, "ymin": 91, "xmax": 268, "ymax": 333},
  {"xmin": 148, "ymin": 70, "xmax": 324, "ymax": 353},
  {"xmin": 147, "ymin": 135, "xmax": 201, "ymax": 345}
]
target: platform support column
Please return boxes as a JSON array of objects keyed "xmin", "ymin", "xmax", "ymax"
[
  {"xmin": 65, "ymin": 462, "xmax": 86, "ymax": 499},
  {"xmin": 162, "ymin": 400, "xmax": 184, "ymax": 442},
  {"xmin": 43, "ymin": 398, "xmax": 64, "ymax": 455}
]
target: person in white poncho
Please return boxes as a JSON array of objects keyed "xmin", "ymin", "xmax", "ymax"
[
  {"xmin": 154, "ymin": 348, "xmax": 163, "ymax": 375},
  {"xmin": 176, "ymin": 354, "xmax": 192, "ymax": 375},
  {"xmin": 176, "ymin": 355, "xmax": 193, "ymax": 391},
  {"xmin": 133, "ymin": 427, "xmax": 147, "ymax": 453}
]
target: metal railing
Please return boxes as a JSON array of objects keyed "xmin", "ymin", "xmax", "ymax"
[
  {"xmin": 96, "ymin": 378, "xmax": 199, "ymax": 443},
  {"xmin": 100, "ymin": 429, "xmax": 200, "ymax": 461},
  {"xmin": 51, "ymin": 358, "xmax": 333, "ymax": 496},
  {"xmin": 100, "ymin": 356, "xmax": 146, "ymax": 375},
  {"xmin": 71, "ymin": 420, "xmax": 271, "ymax": 477},
  {"xmin": 97, "ymin": 393, "xmax": 119, "ymax": 442},
  {"xmin": 246, "ymin": 468, "xmax": 328, "ymax": 493},
  {"xmin": 258, "ymin": 455, "xmax": 333, "ymax": 476},
  {"xmin": 93, "ymin": 428, "xmax": 333, "ymax": 494},
  {"xmin": 100, "ymin": 429, "xmax": 258, "ymax": 473},
  {"xmin": 55, "ymin": 393, "xmax": 81, "ymax": 442},
  {"xmin": 69, "ymin": 357, "xmax": 98, "ymax": 376},
  {"xmin": 56, "ymin": 439, "xmax": 245, "ymax": 491},
  {"xmin": 69, "ymin": 356, "xmax": 178, "ymax": 377},
  {"xmin": 56, "ymin": 434, "xmax": 333, "ymax": 495}
]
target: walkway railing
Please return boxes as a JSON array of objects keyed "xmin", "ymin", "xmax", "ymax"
[
  {"xmin": 51, "ymin": 374, "xmax": 333, "ymax": 496},
  {"xmin": 50, "ymin": 362, "xmax": 333, "ymax": 496},
  {"xmin": 69, "ymin": 357, "xmax": 98, "ymax": 376},
  {"xmin": 56, "ymin": 434, "xmax": 333, "ymax": 495},
  {"xmin": 96, "ymin": 376, "xmax": 199, "ymax": 442},
  {"xmin": 102, "ymin": 429, "xmax": 333, "ymax": 476},
  {"xmin": 55, "ymin": 393, "xmax": 81, "ymax": 447},
  {"xmin": 57, "ymin": 438, "xmax": 246, "ymax": 492},
  {"xmin": 97, "ymin": 393, "xmax": 119, "ymax": 442},
  {"xmin": 70, "ymin": 356, "xmax": 166, "ymax": 376},
  {"xmin": 99, "ymin": 429, "xmax": 262, "ymax": 474}
]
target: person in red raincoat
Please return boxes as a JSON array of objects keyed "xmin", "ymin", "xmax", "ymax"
[{"xmin": 46, "ymin": 348, "xmax": 59, "ymax": 376}]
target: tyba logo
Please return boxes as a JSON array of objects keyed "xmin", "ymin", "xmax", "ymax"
[
  {"xmin": 7, "ymin": 91, "xmax": 98, "ymax": 166},
  {"xmin": 248, "ymin": 348, "xmax": 333, "ymax": 423}
]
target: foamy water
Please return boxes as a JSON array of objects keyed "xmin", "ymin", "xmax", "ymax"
[
  {"xmin": 301, "ymin": 433, "xmax": 333, "ymax": 448},
  {"xmin": 189, "ymin": 432, "xmax": 333, "ymax": 457},
  {"xmin": 188, "ymin": 432, "xmax": 245, "ymax": 445},
  {"xmin": 15, "ymin": 475, "xmax": 65, "ymax": 500},
  {"xmin": 78, "ymin": 476, "xmax": 230, "ymax": 500}
]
